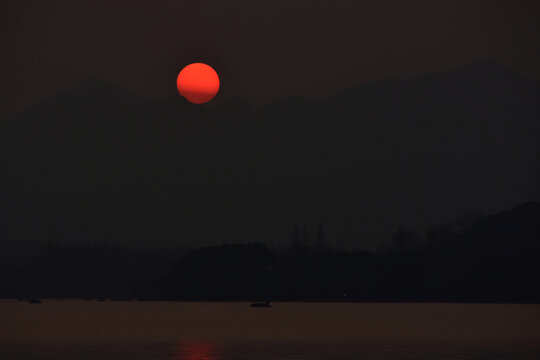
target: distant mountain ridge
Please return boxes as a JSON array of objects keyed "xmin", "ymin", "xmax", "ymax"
[{"xmin": 1, "ymin": 60, "xmax": 539, "ymax": 250}]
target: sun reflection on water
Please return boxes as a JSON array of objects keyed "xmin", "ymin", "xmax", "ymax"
[{"xmin": 172, "ymin": 342, "xmax": 220, "ymax": 360}]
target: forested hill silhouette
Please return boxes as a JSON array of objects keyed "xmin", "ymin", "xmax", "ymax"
[
  {"xmin": 1, "ymin": 202, "xmax": 538, "ymax": 302},
  {"xmin": 1, "ymin": 60, "xmax": 539, "ymax": 251},
  {"xmin": 162, "ymin": 202, "xmax": 540, "ymax": 302}
]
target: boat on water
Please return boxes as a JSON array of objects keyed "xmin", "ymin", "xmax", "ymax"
[
  {"xmin": 250, "ymin": 300, "xmax": 271, "ymax": 307},
  {"xmin": 28, "ymin": 298, "xmax": 42, "ymax": 304}
]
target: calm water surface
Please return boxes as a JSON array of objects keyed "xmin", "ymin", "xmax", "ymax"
[{"xmin": 1, "ymin": 300, "xmax": 539, "ymax": 359}]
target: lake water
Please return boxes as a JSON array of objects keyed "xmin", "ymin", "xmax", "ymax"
[{"xmin": 1, "ymin": 300, "xmax": 539, "ymax": 359}]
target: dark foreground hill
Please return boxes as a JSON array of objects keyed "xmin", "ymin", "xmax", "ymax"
[
  {"xmin": 1, "ymin": 202, "xmax": 538, "ymax": 302},
  {"xmin": 1, "ymin": 60, "xmax": 539, "ymax": 251}
]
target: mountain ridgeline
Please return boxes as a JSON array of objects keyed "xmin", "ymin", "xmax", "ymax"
[{"xmin": 1, "ymin": 59, "xmax": 539, "ymax": 250}]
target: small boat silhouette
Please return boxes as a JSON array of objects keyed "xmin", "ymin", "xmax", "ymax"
[
  {"xmin": 28, "ymin": 298, "xmax": 42, "ymax": 304},
  {"xmin": 250, "ymin": 300, "xmax": 271, "ymax": 307}
]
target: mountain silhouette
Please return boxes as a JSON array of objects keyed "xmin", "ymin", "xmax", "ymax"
[{"xmin": 1, "ymin": 60, "xmax": 539, "ymax": 250}]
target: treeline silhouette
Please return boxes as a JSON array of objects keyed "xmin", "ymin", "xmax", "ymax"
[{"xmin": 1, "ymin": 202, "xmax": 538, "ymax": 303}]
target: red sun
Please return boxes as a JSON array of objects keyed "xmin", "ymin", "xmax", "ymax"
[{"xmin": 176, "ymin": 63, "xmax": 220, "ymax": 104}]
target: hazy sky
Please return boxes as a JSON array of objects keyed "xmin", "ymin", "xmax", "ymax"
[{"xmin": 1, "ymin": 0, "xmax": 539, "ymax": 121}]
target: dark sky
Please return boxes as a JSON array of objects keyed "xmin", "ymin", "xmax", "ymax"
[{"xmin": 1, "ymin": 0, "xmax": 539, "ymax": 122}]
